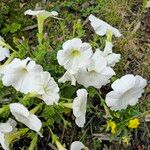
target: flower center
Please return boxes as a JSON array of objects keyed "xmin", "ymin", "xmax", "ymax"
[
  {"xmin": 89, "ymin": 70, "xmax": 97, "ymax": 74},
  {"xmin": 70, "ymin": 49, "xmax": 80, "ymax": 57},
  {"xmin": 20, "ymin": 67, "xmax": 28, "ymax": 74}
]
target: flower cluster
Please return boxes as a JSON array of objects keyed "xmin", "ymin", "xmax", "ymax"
[{"xmin": 0, "ymin": 9, "xmax": 147, "ymax": 150}]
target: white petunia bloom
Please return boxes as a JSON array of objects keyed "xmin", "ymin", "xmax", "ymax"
[
  {"xmin": 9, "ymin": 103, "xmax": 42, "ymax": 135},
  {"xmin": 98, "ymin": 41, "xmax": 121, "ymax": 67},
  {"xmin": 89, "ymin": 14, "xmax": 122, "ymax": 37},
  {"xmin": 76, "ymin": 50, "xmax": 115, "ymax": 89},
  {"xmin": 34, "ymin": 71, "xmax": 60, "ymax": 105},
  {"xmin": 71, "ymin": 141, "xmax": 86, "ymax": 150},
  {"xmin": 58, "ymin": 70, "xmax": 77, "ymax": 86},
  {"xmin": 0, "ymin": 118, "xmax": 17, "ymax": 150},
  {"xmin": 24, "ymin": 9, "xmax": 58, "ymax": 19},
  {"xmin": 2, "ymin": 57, "xmax": 43, "ymax": 94},
  {"xmin": 0, "ymin": 46, "xmax": 10, "ymax": 62},
  {"xmin": 73, "ymin": 89, "xmax": 88, "ymax": 127},
  {"xmin": 57, "ymin": 38, "xmax": 93, "ymax": 73},
  {"xmin": 106, "ymin": 74, "xmax": 147, "ymax": 111}
]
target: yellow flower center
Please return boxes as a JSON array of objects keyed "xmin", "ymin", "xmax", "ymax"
[
  {"xmin": 70, "ymin": 49, "xmax": 80, "ymax": 57},
  {"xmin": 128, "ymin": 118, "xmax": 140, "ymax": 129}
]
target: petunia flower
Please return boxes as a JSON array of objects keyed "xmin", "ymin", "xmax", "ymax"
[
  {"xmin": 57, "ymin": 38, "xmax": 93, "ymax": 73},
  {"xmin": 98, "ymin": 41, "xmax": 121, "ymax": 67},
  {"xmin": 34, "ymin": 71, "xmax": 60, "ymax": 105},
  {"xmin": 71, "ymin": 141, "xmax": 87, "ymax": 150},
  {"xmin": 9, "ymin": 103, "xmax": 42, "ymax": 135},
  {"xmin": 73, "ymin": 89, "xmax": 88, "ymax": 127},
  {"xmin": 89, "ymin": 14, "xmax": 122, "ymax": 37},
  {"xmin": 24, "ymin": 9, "xmax": 58, "ymax": 43},
  {"xmin": 0, "ymin": 118, "xmax": 17, "ymax": 150},
  {"xmin": 24, "ymin": 9, "xmax": 58, "ymax": 18},
  {"xmin": 58, "ymin": 70, "xmax": 77, "ymax": 86},
  {"xmin": 2, "ymin": 57, "xmax": 43, "ymax": 94},
  {"xmin": 76, "ymin": 50, "xmax": 115, "ymax": 88},
  {"xmin": 105, "ymin": 74, "xmax": 147, "ymax": 111},
  {"xmin": 0, "ymin": 46, "xmax": 10, "ymax": 62}
]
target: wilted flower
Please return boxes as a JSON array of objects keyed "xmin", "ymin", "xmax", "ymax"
[
  {"xmin": 76, "ymin": 50, "xmax": 115, "ymax": 88},
  {"xmin": 89, "ymin": 14, "xmax": 122, "ymax": 37},
  {"xmin": 71, "ymin": 141, "xmax": 86, "ymax": 150},
  {"xmin": 57, "ymin": 38, "xmax": 93, "ymax": 73},
  {"xmin": 73, "ymin": 89, "xmax": 88, "ymax": 127},
  {"xmin": 2, "ymin": 57, "xmax": 43, "ymax": 94},
  {"xmin": 0, "ymin": 118, "xmax": 17, "ymax": 150},
  {"xmin": 128, "ymin": 118, "xmax": 140, "ymax": 129},
  {"xmin": 34, "ymin": 71, "xmax": 60, "ymax": 105},
  {"xmin": 58, "ymin": 70, "xmax": 77, "ymax": 86},
  {"xmin": 99, "ymin": 41, "xmax": 121, "ymax": 67},
  {"xmin": 0, "ymin": 46, "xmax": 10, "ymax": 62},
  {"xmin": 106, "ymin": 74, "xmax": 147, "ymax": 110},
  {"xmin": 9, "ymin": 103, "xmax": 42, "ymax": 135}
]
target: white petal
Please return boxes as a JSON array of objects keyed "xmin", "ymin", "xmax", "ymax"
[
  {"xmin": 24, "ymin": 9, "xmax": 45, "ymax": 16},
  {"xmin": 75, "ymin": 114, "xmax": 85, "ymax": 128},
  {"xmin": 106, "ymin": 53, "xmax": 121, "ymax": 67},
  {"xmin": 73, "ymin": 89, "xmax": 87, "ymax": 127},
  {"xmin": 89, "ymin": 14, "xmax": 107, "ymax": 36},
  {"xmin": 135, "ymin": 75, "xmax": 147, "ymax": 89},
  {"xmin": 71, "ymin": 141, "xmax": 85, "ymax": 150},
  {"xmin": 88, "ymin": 50, "xmax": 107, "ymax": 72},
  {"xmin": 103, "ymin": 41, "xmax": 113, "ymax": 55},
  {"xmin": 112, "ymin": 74, "xmax": 136, "ymax": 93},
  {"xmin": 58, "ymin": 71, "xmax": 77, "ymax": 85},
  {"xmin": 27, "ymin": 114, "xmax": 42, "ymax": 134},
  {"xmin": 0, "ymin": 47, "xmax": 10, "ymax": 61},
  {"xmin": 0, "ymin": 132, "xmax": 9, "ymax": 150},
  {"xmin": 62, "ymin": 38, "xmax": 82, "ymax": 51},
  {"xmin": 105, "ymin": 91, "xmax": 121, "ymax": 108},
  {"xmin": 10, "ymin": 103, "xmax": 29, "ymax": 118},
  {"xmin": 57, "ymin": 38, "xmax": 93, "ymax": 72},
  {"xmin": 89, "ymin": 14, "xmax": 122, "ymax": 37}
]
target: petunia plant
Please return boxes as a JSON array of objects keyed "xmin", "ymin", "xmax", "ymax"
[{"xmin": 0, "ymin": 6, "xmax": 149, "ymax": 150}]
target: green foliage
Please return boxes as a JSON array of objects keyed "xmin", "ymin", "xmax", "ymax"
[
  {"xmin": 0, "ymin": 0, "xmax": 149, "ymax": 149},
  {"xmin": 2, "ymin": 23, "xmax": 21, "ymax": 35}
]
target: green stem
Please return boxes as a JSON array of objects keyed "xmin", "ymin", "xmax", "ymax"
[
  {"xmin": 106, "ymin": 30, "xmax": 113, "ymax": 42},
  {"xmin": 30, "ymin": 103, "xmax": 43, "ymax": 114},
  {"xmin": 60, "ymin": 97, "xmax": 73, "ymax": 102},
  {"xmin": 98, "ymin": 90, "xmax": 112, "ymax": 118},
  {"xmin": 60, "ymin": 103, "xmax": 73, "ymax": 109},
  {"xmin": 7, "ymin": 128, "xmax": 29, "ymax": 143},
  {"xmin": 37, "ymin": 16, "xmax": 44, "ymax": 44},
  {"xmin": 28, "ymin": 134, "xmax": 38, "ymax": 150}
]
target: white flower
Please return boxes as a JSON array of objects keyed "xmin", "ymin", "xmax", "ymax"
[
  {"xmin": 71, "ymin": 141, "xmax": 86, "ymax": 150},
  {"xmin": 0, "ymin": 118, "xmax": 17, "ymax": 150},
  {"xmin": 76, "ymin": 50, "xmax": 115, "ymax": 88},
  {"xmin": 98, "ymin": 41, "xmax": 121, "ymax": 67},
  {"xmin": 24, "ymin": 9, "xmax": 58, "ymax": 19},
  {"xmin": 34, "ymin": 71, "xmax": 60, "ymax": 105},
  {"xmin": 89, "ymin": 14, "xmax": 122, "ymax": 37},
  {"xmin": 58, "ymin": 70, "xmax": 77, "ymax": 86},
  {"xmin": 9, "ymin": 103, "xmax": 42, "ymax": 135},
  {"xmin": 0, "ymin": 46, "xmax": 10, "ymax": 62},
  {"xmin": 106, "ymin": 74, "xmax": 147, "ymax": 111},
  {"xmin": 2, "ymin": 57, "xmax": 43, "ymax": 94},
  {"xmin": 73, "ymin": 89, "xmax": 88, "ymax": 127},
  {"xmin": 57, "ymin": 38, "xmax": 93, "ymax": 72}
]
